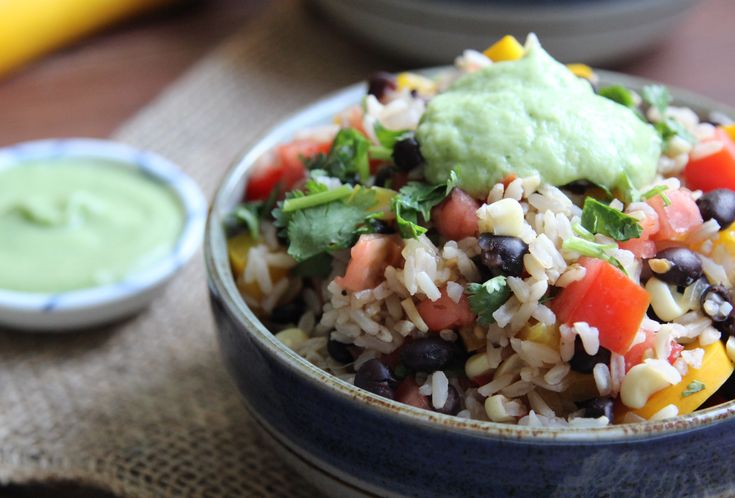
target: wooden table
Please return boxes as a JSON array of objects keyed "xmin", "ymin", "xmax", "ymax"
[{"xmin": 0, "ymin": 0, "xmax": 731, "ymax": 496}]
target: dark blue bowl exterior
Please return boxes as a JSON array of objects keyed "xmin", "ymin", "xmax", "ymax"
[{"xmin": 210, "ymin": 286, "xmax": 735, "ymax": 497}]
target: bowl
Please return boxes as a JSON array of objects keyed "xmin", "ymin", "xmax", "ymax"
[
  {"xmin": 205, "ymin": 71, "xmax": 735, "ymax": 497},
  {"xmin": 0, "ymin": 138, "xmax": 206, "ymax": 331},
  {"xmin": 310, "ymin": 0, "xmax": 699, "ymax": 65}
]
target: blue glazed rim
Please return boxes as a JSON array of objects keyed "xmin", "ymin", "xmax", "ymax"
[
  {"xmin": 206, "ymin": 70, "xmax": 735, "ymax": 442},
  {"xmin": 0, "ymin": 138, "xmax": 207, "ymax": 314}
]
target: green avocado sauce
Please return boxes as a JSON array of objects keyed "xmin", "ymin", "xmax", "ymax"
[
  {"xmin": 417, "ymin": 36, "xmax": 661, "ymax": 196},
  {"xmin": 0, "ymin": 158, "xmax": 184, "ymax": 293}
]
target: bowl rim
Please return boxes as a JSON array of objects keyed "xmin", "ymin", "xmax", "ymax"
[
  {"xmin": 0, "ymin": 138, "xmax": 207, "ymax": 319},
  {"xmin": 206, "ymin": 68, "xmax": 735, "ymax": 442}
]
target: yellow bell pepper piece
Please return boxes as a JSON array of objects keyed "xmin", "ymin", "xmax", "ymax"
[
  {"xmin": 0, "ymin": 0, "xmax": 176, "ymax": 77},
  {"xmin": 705, "ymin": 220, "xmax": 735, "ymax": 256},
  {"xmin": 483, "ymin": 35, "xmax": 525, "ymax": 62},
  {"xmin": 627, "ymin": 341, "xmax": 733, "ymax": 420},
  {"xmin": 566, "ymin": 63, "xmax": 596, "ymax": 81},
  {"xmin": 368, "ymin": 186, "xmax": 397, "ymax": 220},
  {"xmin": 395, "ymin": 72, "xmax": 436, "ymax": 97},
  {"xmin": 518, "ymin": 322, "xmax": 560, "ymax": 351},
  {"xmin": 722, "ymin": 124, "xmax": 735, "ymax": 143},
  {"xmin": 227, "ymin": 233, "xmax": 289, "ymax": 305}
]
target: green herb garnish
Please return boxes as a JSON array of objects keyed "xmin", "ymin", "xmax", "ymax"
[
  {"xmin": 284, "ymin": 188, "xmax": 377, "ymax": 261},
  {"xmin": 681, "ymin": 380, "xmax": 706, "ymax": 398},
  {"xmin": 391, "ymin": 171, "xmax": 459, "ymax": 239},
  {"xmin": 641, "ymin": 185, "xmax": 671, "ymax": 207},
  {"xmin": 642, "ymin": 84, "xmax": 672, "ymax": 117},
  {"xmin": 599, "ymin": 85, "xmax": 636, "ymax": 108},
  {"xmin": 374, "ymin": 122, "xmax": 411, "ymax": 149},
  {"xmin": 562, "ymin": 236, "xmax": 627, "ymax": 274},
  {"xmin": 616, "ymin": 171, "xmax": 639, "ymax": 205},
  {"xmin": 282, "ymin": 184, "xmax": 353, "ymax": 212},
  {"xmin": 290, "ymin": 252, "xmax": 333, "ymax": 278},
  {"xmin": 466, "ymin": 276, "xmax": 512, "ymax": 326},
  {"xmin": 305, "ymin": 128, "xmax": 370, "ymax": 182},
  {"xmin": 229, "ymin": 186, "xmax": 280, "ymax": 240},
  {"xmin": 581, "ymin": 197, "xmax": 643, "ymax": 241}
]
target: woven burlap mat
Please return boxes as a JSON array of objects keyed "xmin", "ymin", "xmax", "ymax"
[{"xmin": 0, "ymin": 3, "xmax": 392, "ymax": 496}]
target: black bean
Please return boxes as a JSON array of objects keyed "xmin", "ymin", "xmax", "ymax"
[
  {"xmin": 701, "ymin": 285, "xmax": 733, "ymax": 322},
  {"xmin": 392, "ymin": 137, "xmax": 423, "ymax": 171},
  {"xmin": 327, "ymin": 338, "xmax": 354, "ymax": 364},
  {"xmin": 270, "ymin": 300, "xmax": 306, "ymax": 324},
  {"xmin": 696, "ymin": 189, "xmax": 735, "ymax": 230},
  {"xmin": 477, "ymin": 234, "xmax": 529, "ymax": 278},
  {"xmin": 373, "ymin": 166, "xmax": 397, "ymax": 187},
  {"xmin": 434, "ymin": 385, "xmax": 461, "ymax": 415},
  {"xmin": 354, "ymin": 359, "xmax": 396, "ymax": 400},
  {"xmin": 400, "ymin": 337, "xmax": 462, "ymax": 372},
  {"xmin": 578, "ymin": 397, "xmax": 614, "ymax": 419},
  {"xmin": 569, "ymin": 336, "xmax": 611, "ymax": 374},
  {"xmin": 648, "ymin": 247, "xmax": 703, "ymax": 287},
  {"xmin": 367, "ymin": 72, "xmax": 396, "ymax": 100}
]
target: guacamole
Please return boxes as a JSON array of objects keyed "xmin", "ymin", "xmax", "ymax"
[{"xmin": 417, "ymin": 35, "xmax": 661, "ymax": 196}]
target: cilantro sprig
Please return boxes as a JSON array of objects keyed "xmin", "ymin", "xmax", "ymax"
[
  {"xmin": 273, "ymin": 187, "xmax": 378, "ymax": 262},
  {"xmin": 228, "ymin": 186, "xmax": 280, "ymax": 240},
  {"xmin": 392, "ymin": 171, "xmax": 459, "ymax": 239},
  {"xmin": 466, "ymin": 276, "xmax": 512, "ymax": 325},
  {"xmin": 305, "ymin": 128, "xmax": 370, "ymax": 182},
  {"xmin": 681, "ymin": 380, "xmax": 706, "ymax": 398},
  {"xmin": 562, "ymin": 236, "xmax": 627, "ymax": 274},
  {"xmin": 581, "ymin": 197, "xmax": 643, "ymax": 242},
  {"xmin": 641, "ymin": 185, "xmax": 671, "ymax": 207}
]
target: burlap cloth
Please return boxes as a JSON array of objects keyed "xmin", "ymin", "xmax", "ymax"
[{"xmin": 0, "ymin": 3, "xmax": 394, "ymax": 496}]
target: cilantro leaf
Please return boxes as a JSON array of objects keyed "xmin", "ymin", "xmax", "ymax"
[
  {"xmin": 272, "ymin": 190, "xmax": 305, "ymax": 238},
  {"xmin": 286, "ymin": 189, "xmax": 376, "ymax": 261},
  {"xmin": 562, "ymin": 236, "xmax": 627, "ymax": 274},
  {"xmin": 581, "ymin": 197, "xmax": 643, "ymax": 241},
  {"xmin": 228, "ymin": 186, "xmax": 280, "ymax": 240},
  {"xmin": 466, "ymin": 276, "xmax": 511, "ymax": 325},
  {"xmin": 290, "ymin": 252, "xmax": 333, "ymax": 278},
  {"xmin": 305, "ymin": 128, "xmax": 370, "ymax": 182},
  {"xmin": 599, "ymin": 85, "xmax": 636, "ymax": 108},
  {"xmin": 641, "ymin": 185, "xmax": 671, "ymax": 206},
  {"xmin": 642, "ymin": 84, "xmax": 671, "ymax": 117},
  {"xmin": 391, "ymin": 177, "xmax": 456, "ymax": 239},
  {"xmin": 616, "ymin": 171, "xmax": 639, "ymax": 205},
  {"xmin": 654, "ymin": 118, "xmax": 696, "ymax": 147},
  {"xmin": 374, "ymin": 122, "xmax": 411, "ymax": 149},
  {"xmin": 681, "ymin": 380, "xmax": 705, "ymax": 398}
]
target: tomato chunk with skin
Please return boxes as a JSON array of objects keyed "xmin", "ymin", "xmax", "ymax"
[
  {"xmin": 648, "ymin": 188, "xmax": 703, "ymax": 241},
  {"xmin": 432, "ymin": 188, "xmax": 480, "ymax": 240},
  {"xmin": 552, "ymin": 257, "xmax": 650, "ymax": 355},
  {"xmin": 684, "ymin": 127, "xmax": 735, "ymax": 192},
  {"xmin": 394, "ymin": 377, "xmax": 430, "ymax": 410},
  {"xmin": 245, "ymin": 139, "xmax": 331, "ymax": 201},
  {"xmin": 417, "ymin": 288, "xmax": 476, "ymax": 332},
  {"xmin": 335, "ymin": 234, "xmax": 403, "ymax": 292}
]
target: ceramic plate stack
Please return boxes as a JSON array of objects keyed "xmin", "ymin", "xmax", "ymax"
[{"xmin": 311, "ymin": 0, "xmax": 698, "ymax": 64}]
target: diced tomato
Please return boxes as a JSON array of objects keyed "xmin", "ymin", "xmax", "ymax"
[
  {"xmin": 552, "ymin": 257, "xmax": 650, "ymax": 355},
  {"xmin": 648, "ymin": 188, "xmax": 703, "ymax": 241},
  {"xmin": 618, "ymin": 211, "xmax": 658, "ymax": 258},
  {"xmin": 245, "ymin": 139, "xmax": 331, "ymax": 201},
  {"xmin": 684, "ymin": 127, "xmax": 735, "ymax": 192},
  {"xmin": 394, "ymin": 377, "xmax": 430, "ymax": 410},
  {"xmin": 432, "ymin": 188, "xmax": 480, "ymax": 241},
  {"xmin": 623, "ymin": 329, "xmax": 685, "ymax": 372},
  {"xmin": 335, "ymin": 234, "xmax": 403, "ymax": 292},
  {"xmin": 417, "ymin": 288, "xmax": 476, "ymax": 332}
]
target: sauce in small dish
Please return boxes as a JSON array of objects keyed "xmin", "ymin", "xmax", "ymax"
[{"xmin": 0, "ymin": 138, "xmax": 206, "ymax": 331}]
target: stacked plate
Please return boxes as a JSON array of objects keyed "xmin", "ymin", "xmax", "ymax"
[{"xmin": 311, "ymin": 0, "xmax": 698, "ymax": 64}]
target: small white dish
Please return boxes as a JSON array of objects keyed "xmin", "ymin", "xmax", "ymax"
[{"xmin": 0, "ymin": 138, "xmax": 207, "ymax": 331}]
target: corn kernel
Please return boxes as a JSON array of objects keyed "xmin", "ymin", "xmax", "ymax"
[
  {"xmin": 722, "ymin": 124, "xmax": 735, "ymax": 143},
  {"xmin": 275, "ymin": 328, "xmax": 308, "ymax": 350},
  {"xmin": 620, "ymin": 360, "xmax": 681, "ymax": 409},
  {"xmin": 483, "ymin": 35, "xmax": 525, "ymax": 62},
  {"xmin": 477, "ymin": 198, "xmax": 524, "ymax": 237},
  {"xmin": 566, "ymin": 63, "xmax": 596, "ymax": 81},
  {"xmin": 395, "ymin": 72, "xmax": 436, "ymax": 97},
  {"xmin": 465, "ymin": 352, "xmax": 493, "ymax": 380},
  {"xmin": 645, "ymin": 278, "xmax": 686, "ymax": 322},
  {"xmin": 518, "ymin": 322, "xmax": 560, "ymax": 351},
  {"xmin": 484, "ymin": 394, "xmax": 515, "ymax": 422}
]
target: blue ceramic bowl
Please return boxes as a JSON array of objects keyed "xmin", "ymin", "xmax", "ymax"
[{"xmin": 205, "ymin": 71, "xmax": 735, "ymax": 497}]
